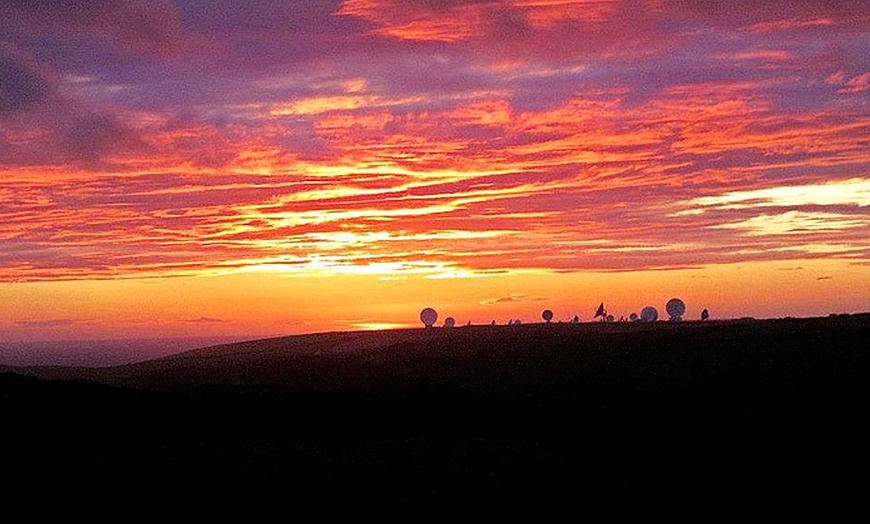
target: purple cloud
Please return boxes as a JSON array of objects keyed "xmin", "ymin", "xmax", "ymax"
[
  {"xmin": 182, "ymin": 317, "xmax": 228, "ymax": 324},
  {"xmin": 15, "ymin": 319, "xmax": 82, "ymax": 328}
]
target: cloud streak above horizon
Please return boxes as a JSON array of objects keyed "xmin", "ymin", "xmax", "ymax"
[{"xmin": 2, "ymin": 1, "xmax": 870, "ymax": 282}]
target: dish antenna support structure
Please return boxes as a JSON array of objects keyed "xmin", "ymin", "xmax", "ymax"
[
  {"xmin": 640, "ymin": 306, "xmax": 658, "ymax": 322},
  {"xmin": 420, "ymin": 307, "xmax": 438, "ymax": 328},
  {"xmin": 594, "ymin": 302, "xmax": 607, "ymax": 321},
  {"xmin": 666, "ymin": 298, "xmax": 686, "ymax": 321},
  {"xmin": 542, "ymin": 309, "xmax": 554, "ymax": 323}
]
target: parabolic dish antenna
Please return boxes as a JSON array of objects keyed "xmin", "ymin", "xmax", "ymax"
[
  {"xmin": 666, "ymin": 298, "xmax": 686, "ymax": 321},
  {"xmin": 542, "ymin": 309, "xmax": 554, "ymax": 323},
  {"xmin": 629, "ymin": 313, "xmax": 639, "ymax": 322},
  {"xmin": 420, "ymin": 307, "xmax": 438, "ymax": 328},
  {"xmin": 640, "ymin": 306, "xmax": 658, "ymax": 322},
  {"xmin": 605, "ymin": 314, "xmax": 615, "ymax": 323},
  {"xmin": 444, "ymin": 317, "xmax": 455, "ymax": 328}
]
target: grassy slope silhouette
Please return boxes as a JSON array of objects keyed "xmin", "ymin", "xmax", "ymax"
[{"xmin": 2, "ymin": 315, "xmax": 867, "ymax": 501}]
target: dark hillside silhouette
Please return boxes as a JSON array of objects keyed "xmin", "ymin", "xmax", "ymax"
[{"xmin": 2, "ymin": 314, "xmax": 868, "ymax": 503}]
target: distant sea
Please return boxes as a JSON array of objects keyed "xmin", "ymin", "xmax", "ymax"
[{"xmin": 0, "ymin": 337, "xmax": 248, "ymax": 367}]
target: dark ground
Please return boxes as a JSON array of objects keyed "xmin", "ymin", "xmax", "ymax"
[{"xmin": 2, "ymin": 315, "xmax": 867, "ymax": 504}]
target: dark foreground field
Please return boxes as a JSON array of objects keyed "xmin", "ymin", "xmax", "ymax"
[{"xmin": 2, "ymin": 315, "xmax": 868, "ymax": 503}]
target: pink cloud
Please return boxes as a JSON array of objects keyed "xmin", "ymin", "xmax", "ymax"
[
  {"xmin": 2, "ymin": 1, "xmax": 870, "ymax": 282},
  {"xmin": 838, "ymin": 72, "xmax": 870, "ymax": 94}
]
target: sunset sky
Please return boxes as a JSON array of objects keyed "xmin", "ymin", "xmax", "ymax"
[{"xmin": 2, "ymin": 0, "xmax": 870, "ymax": 342}]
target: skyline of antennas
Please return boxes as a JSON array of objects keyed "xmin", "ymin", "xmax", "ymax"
[{"xmin": 415, "ymin": 298, "xmax": 711, "ymax": 329}]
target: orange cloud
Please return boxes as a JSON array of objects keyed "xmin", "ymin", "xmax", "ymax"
[
  {"xmin": 3, "ymin": 1, "xmax": 870, "ymax": 292},
  {"xmin": 337, "ymin": 0, "xmax": 484, "ymax": 42}
]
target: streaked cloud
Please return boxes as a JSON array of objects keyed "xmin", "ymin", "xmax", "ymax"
[
  {"xmin": 1, "ymin": 0, "xmax": 870, "ymax": 287},
  {"xmin": 712, "ymin": 211, "xmax": 869, "ymax": 236},
  {"xmin": 745, "ymin": 17, "xmax": 836, "ymax": 34},
  {"xmin": 684, "ymin": 179, "xmax": 870, "ymax": 211},
  {"xmin": 480, "ymin": 294, "xmax": 548, "ymax": 305},
  {"xmin": 15, "ymin": 319, "xmax": 85, "ymax": 328},
  {"xmin": 182, "ymin": 317, "xmax": 228, "ymax": 324},
  {"xmin": 838, "ymin": 72, "xmax": 870, "ymax": 94}
]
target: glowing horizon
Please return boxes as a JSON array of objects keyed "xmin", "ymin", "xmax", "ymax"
[{"xmin": 2, "ymin": 1, "xmax": 870, "ymax": 341}]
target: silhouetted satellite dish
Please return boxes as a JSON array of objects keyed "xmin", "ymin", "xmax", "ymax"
[
  {"xmin": 666, "ymin": 298, "xmax": 686, "ymax": 321},
  {"xmin": 593, "ymin": 302, "xmax": 606, "ymax": 319},
  {"xmin": 641, "ymin": 306, "xmax": 658, "ymax": 322},
  {"xmin": 420, "ymin": 307, "xmax": 437, "ymax": 328},
  {"xmin": 514, "ymin": 319, "xmax": 522, "ymax": 325},
  {"xmin": 444, "ymin": 317, "xmax": 455, "ymax": 328},
  {"xmin": 701, "ymin": 308, "xmax": 709, "ymax": 321},
  {"xmin": 542, "ymin": 309, "xmax": 553, "ymax": 323},
  {"xmin": 629, "ymin": 313, "xmax": 639, "ymax": 322},
  {"xmin": 605, "ymin": 314, "xmax": 615, "ymax": 322}
]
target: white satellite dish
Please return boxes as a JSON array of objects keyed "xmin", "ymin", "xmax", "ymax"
[
  {"xmin": 542, "ymin": 309, "xmax": 553, "ymax": 323},
  {"xmin": 420, "ymin": 307, "xmax": 438, "ymax": 328},
  {"xmin": 666, "ymin": 298, "xmax": 686, "ymax": 321},
  {"xmin": 640, "ymin": 306, "xmax": 658, "ymax": 322},
  {"xmin": 629, "ymin": 313, "xmax": 639, "ymax": 322},
  {"xmin": 444, "ymin": 317, "xmax": 455, "ymax": 328}
]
